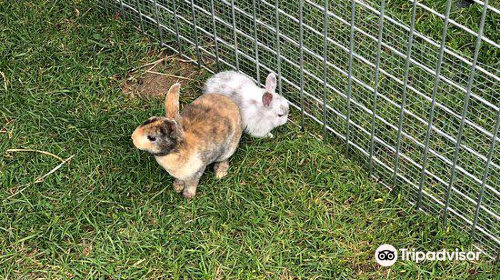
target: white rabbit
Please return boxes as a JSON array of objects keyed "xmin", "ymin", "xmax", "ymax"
[{"xmin": 203, "ymin": 71, "xmax": 289, "ymax": 138}]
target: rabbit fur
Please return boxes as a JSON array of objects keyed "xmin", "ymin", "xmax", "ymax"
[
  {"xmin": 203, "ymin": 71, "xmax": 289, "ymax": 138},
  {"xmin": 132, "ymin": 83, "xmax": 243, "ymax": 199}
]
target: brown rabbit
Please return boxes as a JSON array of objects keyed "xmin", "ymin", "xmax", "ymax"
[{"xmin": 131, "ymin": 83, "xmax": 243, "ymax": 199}]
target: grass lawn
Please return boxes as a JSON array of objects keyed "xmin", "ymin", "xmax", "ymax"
[{"xmin": 0, "ymin": 0, "xmax": 498, "ymax": 279}]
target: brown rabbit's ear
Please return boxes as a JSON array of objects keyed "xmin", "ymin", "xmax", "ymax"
[
  {"xmin": 165, "ymin": 83, "xmax": 181, "ymax": 119},
  {"xmin": 262, "ymin": 92, "xmax": 273, "ymax": 107},
  {"xmin": 161, "ymin": 119, "xmax": 178, "ymax": 138}
]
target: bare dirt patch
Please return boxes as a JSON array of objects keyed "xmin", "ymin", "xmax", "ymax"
[{"xmin": 121, "ymin": 52, "xmax": 206, "ymax": 99}]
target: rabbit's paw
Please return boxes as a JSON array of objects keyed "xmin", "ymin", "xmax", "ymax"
[
  {"xmin": 214, "ymin": 161, "xmax": 229, "ymax": 179},
  {"xmin": 183, "ymin": 187, "xmax": 197, "ymax": 199},
  {"xmin": 173, "ymin": 179, "xmax": 185, "ymax": 193}
]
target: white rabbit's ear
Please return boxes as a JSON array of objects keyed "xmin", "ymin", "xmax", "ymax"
[
  {"xmin": 265, "ymin": 73, "xmax": 277, "ymax": 93},
  {"xmin": 262, "ymin": 92, "xmax": 273, "ymax": 107},
  {"xmin": 165, "ymin": 83, "xmax": 181, "ymax": 120}
]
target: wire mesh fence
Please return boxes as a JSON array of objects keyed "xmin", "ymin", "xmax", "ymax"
[{"xmin": 99, "ymin": 0, "xmax": 499, "ymax": 258}]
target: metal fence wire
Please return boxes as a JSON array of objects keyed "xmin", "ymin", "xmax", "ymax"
[{"xmin": 100, "ymin": 0, "xmax": 499, "ymax": 258}]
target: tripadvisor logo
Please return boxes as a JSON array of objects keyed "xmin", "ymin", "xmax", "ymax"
[{"xmin": 375, "ymin": 244, "xmax": 481, "ymax": 266}]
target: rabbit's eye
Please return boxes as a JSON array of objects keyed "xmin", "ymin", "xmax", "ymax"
[
  {"xmin": 278, "ymin": 114, "xmax": 284, "ymax": 117},
  {"xmin": 147, "ymin": 135, "xmax": 157, "ymax": 141}
]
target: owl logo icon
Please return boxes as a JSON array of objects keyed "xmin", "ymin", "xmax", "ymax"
[{"xmin": 375, "ymin": 244, "xmax": 398, "ymax": 266}]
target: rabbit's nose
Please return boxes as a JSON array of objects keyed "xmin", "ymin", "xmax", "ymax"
[
  {"xmin": 131, "ymin": 128, "xmax": 140, "ymax": 140},
  {"xmin": 131, "ymin": 133, "xmax": 139, "ymax": 144}
]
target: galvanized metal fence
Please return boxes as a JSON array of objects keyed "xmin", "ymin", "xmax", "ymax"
[{"xmin": 100, "ymin": 0, "xmax": 499, "ymax": 258}]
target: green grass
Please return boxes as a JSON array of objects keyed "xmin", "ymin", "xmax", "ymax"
[{"xmin": 0, "ymin": 0, "xmax": 498, "ymax": 279}]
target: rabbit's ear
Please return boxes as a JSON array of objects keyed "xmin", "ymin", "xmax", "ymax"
[
  {"xmin": 265, "ymin": 73, "xmax": 277, "ymax": 93},
  {"xmin": 165, "ymin": 83, "xmax": 181, "ymax": 119},
  {"xmin": 162, "ymin": 119, "xmax": 178, "ymax": 139},
  {"xmin": 262, "ymin": 92, "xmax": 273, "ymax": 107}
]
